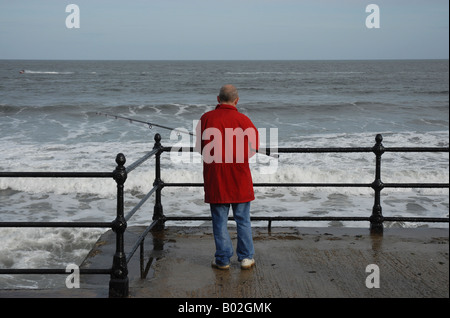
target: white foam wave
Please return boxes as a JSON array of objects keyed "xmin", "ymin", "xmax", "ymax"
[
  {"xmin": 0, "ymin": 228, "xmax": 104, "ymax": 289},
  {"xmin": 22, "ymin": 70, "xmax": 74, "ymax": 75},
  {"xmin": 1, "ymin": 131, "xmax": 448, "ymax": 196}
]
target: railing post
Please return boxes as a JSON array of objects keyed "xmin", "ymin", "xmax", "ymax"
[
  {"xmin": 370, "ymin": 134, "xmax": 385, "ymax": 234},
  {"xmin": 152, "ymin": 133, "xmax": 165, "ymax": 231},
  {"xmin": 109, "ymin": 153, "xmax": 129, "ymax": 298}
]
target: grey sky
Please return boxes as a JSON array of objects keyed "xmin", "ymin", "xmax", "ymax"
[{"xmin": 0, "ymin": 0, "xmax": 448, "ymax": 60}]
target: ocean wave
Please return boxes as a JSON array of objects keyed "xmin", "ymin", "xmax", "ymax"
[
  {"xmin": 21, "ymin": 70, "xmax": 74, "ymax": 75},
  {"xmin": 225, "ymin": 71, "xmax": 365, "ymax": 75},
  {"xmin": 0, "ymin": 227, "xmax": 104, "ymax": 289},
  {"xmin": 244, "ymin": 101, "xmax": 402, "ymax": 114}
]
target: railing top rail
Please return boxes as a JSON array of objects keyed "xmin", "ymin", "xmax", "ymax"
[
  {"xmin": 124, "ymin": 184, "xmax": 159, "ymax": 221},
  {"xmin": 0, "ymin": 221, "xmax": 112, "ymax": 228},
  {"xmin": 126, "ymin": 147, "xmax": 160, "ymax": 174},
  {"xmin": 162, "ymin": 182, "xmax": 449, "ymax": 188},
  {"xmin": 384, "ymin": 147, "xmax": 449, "ymax": 152},
  {"xmin": 0, "ymin": 171, "xmax": 113, "ymax": 178},
  {"xmin": 162, "ymin": 146, "xmax": 449, "ymax": 154}
]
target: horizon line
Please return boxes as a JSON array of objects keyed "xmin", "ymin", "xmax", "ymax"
[{"xmin": 1, "ymin": 58, "xmax": 449, "ymax": 62}]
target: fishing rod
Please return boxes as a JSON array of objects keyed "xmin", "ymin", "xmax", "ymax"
[
  {"xmin": 97, "ymin": 112, "xmax": 278, "ymax": 158},
  {"xmin": 96, "ymin": 112, "xmax": 194, "ymax": 136}
]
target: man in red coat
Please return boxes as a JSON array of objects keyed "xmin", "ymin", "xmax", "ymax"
[{"xmin": 196, "ymin": 84, "xmax": 259, "ymax": 270}]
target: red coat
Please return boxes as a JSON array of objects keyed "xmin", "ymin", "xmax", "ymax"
[{"xmin": 196, "ymin": 104, "xmax": 259, "ymax": 203}]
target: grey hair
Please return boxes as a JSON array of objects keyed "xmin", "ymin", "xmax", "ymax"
[{"xmin": 218, "ymin": 85, "xmax": 239, "ymax": 103}]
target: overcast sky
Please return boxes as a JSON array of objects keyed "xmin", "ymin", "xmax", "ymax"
[{"xmin": 0, "ymin": 0, "xmax": 448, "ymax": 60}]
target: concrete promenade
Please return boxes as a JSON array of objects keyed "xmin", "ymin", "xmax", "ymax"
[{"xmin": 0, "ymin": 226, "xmax": 448, "ymax": 298}]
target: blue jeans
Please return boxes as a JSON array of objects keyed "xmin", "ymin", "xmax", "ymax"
[{"xmin": 210, "ymin": 202, "xmax": 255, "ymax": 266}]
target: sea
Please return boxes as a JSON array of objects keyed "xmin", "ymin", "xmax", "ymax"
[{"xmin": 0, "ymin": 59, "xmax": 448, "ymax": 289}]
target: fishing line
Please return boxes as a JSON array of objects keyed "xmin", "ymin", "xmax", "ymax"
[{"xmin": 96, "ymin": 112, "xmax": 194, "ymax": 136}]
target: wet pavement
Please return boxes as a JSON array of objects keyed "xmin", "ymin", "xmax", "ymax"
[{"xmin": 0, "ymin": 226, "xmax": 448, "ymax": 298}]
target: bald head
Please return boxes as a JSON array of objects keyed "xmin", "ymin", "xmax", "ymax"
[{"xmin": 218, "ymin": 84, "xmax": 239, "ymax": 105}]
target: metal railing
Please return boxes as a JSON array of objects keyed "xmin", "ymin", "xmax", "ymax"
[
  {"xmin": 0, "ymin": 136, "xmax": 165, "ymax": 297},
  {"xmin": 162, "ymin": 134, "xmax": 449, "ymax": 232},
  {"xmin": 0, "ymin": 133, "xmax": 448, "ymax": 297}
]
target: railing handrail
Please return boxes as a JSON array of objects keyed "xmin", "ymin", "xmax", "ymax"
[
  {"xmin": 126, "ymin": 148, "xmax": 160, "ymax": 173},
  {"xmin": 163, "ymin": 146, "xmax": 450, "ymax": 153},
  {"xmin": 163, "ymin": 182, "xmax": 449, "ymax": 188},
  {"xmin": 0, "ymin": 171, "xmax": 113, "ymax": 178}
]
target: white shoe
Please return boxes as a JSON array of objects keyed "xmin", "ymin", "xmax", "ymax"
[{"xmin": 240, "ymin": 258, "xmax": 255, "ymax": 269}]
